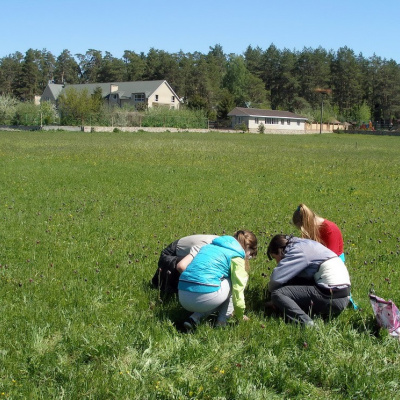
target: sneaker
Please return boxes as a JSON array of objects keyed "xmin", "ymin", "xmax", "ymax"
[{"xmin": 183, "ymin": 317, "xmax": 197, "ymax": 331}]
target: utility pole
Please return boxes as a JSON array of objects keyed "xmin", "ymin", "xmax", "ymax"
[{"xmin": 314, "ymin": 88, "xmax": 332, "ymax": 134}]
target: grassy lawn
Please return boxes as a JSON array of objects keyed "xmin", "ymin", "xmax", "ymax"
[{"xmin": 0, "ymin": 130, "xmax": 399, "ymax": 399}]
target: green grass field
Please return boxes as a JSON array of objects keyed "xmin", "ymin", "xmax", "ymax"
[{"xmin": 0, "ymin": 130, "xmax": 399, "ymax": 399}]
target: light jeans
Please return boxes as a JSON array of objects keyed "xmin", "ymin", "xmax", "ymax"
[{"xmin": 178, "ymin": 279, "xmax": 233, "ymax": 323}]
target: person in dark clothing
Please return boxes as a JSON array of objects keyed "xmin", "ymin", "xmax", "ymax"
[{"xmin": 152, "ymin": 235, "xmax": 218, "ymax": 293}]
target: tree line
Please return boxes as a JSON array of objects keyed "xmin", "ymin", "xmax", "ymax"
[{"xmin": 1, "ymin": 44, "xmax": 400, "ymax": 124}]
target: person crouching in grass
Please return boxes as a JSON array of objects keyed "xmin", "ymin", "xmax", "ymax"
[
  {"xmin": 177, "ymin": 230, "xmax": 257, "ymax": 330},
  {"xmin": 266, "ymin": 234, "xmax": 351, "ymax": 327}
]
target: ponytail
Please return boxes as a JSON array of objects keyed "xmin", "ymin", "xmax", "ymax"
[
  {"xmin": 292, "ymin": 203, "xmax": 321, "ymax": 243},
  {"xmin": 233, "ymin": 230, "xmax": 258, "ymax": 258}
]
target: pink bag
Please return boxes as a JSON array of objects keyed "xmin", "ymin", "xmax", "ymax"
[{"xmin": 369, "ymin": 294, "xmax": 400, "ymax": 337}]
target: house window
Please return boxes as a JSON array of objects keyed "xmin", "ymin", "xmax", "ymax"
[
  {"xmin": 171, "ymin": 96, "xmax": 175, "ymax": 102},
  {"xmin": 255, "ymin": 118, "xmax": 259, "ymax": 124},
  {"xmin": 134, "ymin": 93, "xmax": 145, "ymax": 102},
  {"xmin": 281, "ymin": 119, "xmax": 285, "ymax": 125},
  {"xmin": 297, "ymin": 120, "xmax": 300, "ymax": 126},
  {"xmin": 155, "ymin": 95, "xmax": 159, "ymax": 101},
  {"xmin": 112, "ymin": 94, "xmax": 118, "ymax": 100},
  {"xmin": 237, "ymin": 117, "xmax": 242, "ymax": 123},
  {"xmin": 266, "ymin": 118, "xmax": 278, "ymax": 124},
  {"xmin": 287, "ymin": 119, "xmax": 291, "ymax": 125}
]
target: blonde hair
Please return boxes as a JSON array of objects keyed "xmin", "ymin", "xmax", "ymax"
[{"xmin": 292, "ymin": 204, "xmax": 322, "ymax": 243}]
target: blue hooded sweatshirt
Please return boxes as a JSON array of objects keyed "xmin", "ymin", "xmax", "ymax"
[{"xmin": 178, "ymin": 235, "xmax": 245, "ymax": 293}]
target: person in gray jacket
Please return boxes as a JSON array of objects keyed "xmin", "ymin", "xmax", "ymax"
[
  {"xmin": 152, "ymin": 235, "xmax": 218, "ymax": 293},
  {"xmin": 266, "ymin": 234, "xmax": 351, "ymax": 326}
]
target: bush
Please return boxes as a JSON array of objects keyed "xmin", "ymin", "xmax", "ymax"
[
  {"xmin": 58, "ymin": 87, "xmax": 92, "ymax": 126},
  {"xmin": 40, "ymin": 101, "xmax": 58, "ymax": 125},
  {"xmin": 12, "ymin": 102, "xmax": 39, "ymax": 126},
  {"xmin": 0, "ymin": 94, "xmax": 18, "ymax": 124},
  {"xmin": 235, "ymin": 122, "xmax": 248, "ymax": 133}
]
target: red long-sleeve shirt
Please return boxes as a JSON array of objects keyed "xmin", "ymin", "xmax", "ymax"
[{"xmin": 319, "ymin": 219, "xmax": 344, "ymax": 256}]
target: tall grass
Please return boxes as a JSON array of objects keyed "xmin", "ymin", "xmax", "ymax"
[{"xmin": 0, "ymin": 130, "xmax": 399, "ymax": 399}]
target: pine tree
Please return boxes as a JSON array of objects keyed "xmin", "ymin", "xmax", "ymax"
[{"xmin": 17, "ymin": 49, "xmax": 40, "ymax": 101}]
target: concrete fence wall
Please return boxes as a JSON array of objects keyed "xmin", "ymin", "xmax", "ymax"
[
  {"xmin": 2, "ymin": 124, "xmax": 347, "ymax": 135},
  {"xmin": 305, "ymin": 123, "xmax": 346, "ymax": 132},
  {"xmin": 43, "ymin": 126, "xmax": 314, "ymax": 134}
]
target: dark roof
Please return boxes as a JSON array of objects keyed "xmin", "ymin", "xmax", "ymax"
[
  {"xmin": 228, "ymin": 107, "xmax": 307, "ymax": 120},
  {"xmin": 44, "ymin": 83, "xmax": 64, "ymax": 99},
  {"xmin": 50, "ymin": 80, "xmax": 180, "ymax": 101},
  {"xmin": 64, "ymin": 80, "xmax": 167, "ymax": 97}
]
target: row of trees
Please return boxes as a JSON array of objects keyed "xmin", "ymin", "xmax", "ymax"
[{"xmin": 1, "ymin": 44, "xmax": 400, "ymax": 123}]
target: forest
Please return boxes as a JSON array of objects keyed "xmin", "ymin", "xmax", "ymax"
[{"xmin": 0, "ymin": 44, "xmax": 400, "ymax": 125}]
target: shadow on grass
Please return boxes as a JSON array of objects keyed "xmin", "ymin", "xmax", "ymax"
[
  {"xmin": 145, "ymin": 279, "xmax": 384, "ymax": 336},
  {"xmin": 145, "ymin": 280, "xmax": 195, "ymax": 333},
  {"xmin": 347, "ymin": 309, "xmax": 381, "ymax": 337},
  {"xmin": 247, "ymin": 287, "xmax": 385, "ymax": 336},
  {"xmin": 145, "ymin": 279, "xmax": 269, "ymax": 333}
]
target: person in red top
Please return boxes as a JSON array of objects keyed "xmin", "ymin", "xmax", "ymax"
[
  {"xmin": 291, "ymin": 204, "xmax": 360, "ymax": 310},
  {"xmin": 292, "ymin": 204, "xmax": 345, "ymax": 262}
]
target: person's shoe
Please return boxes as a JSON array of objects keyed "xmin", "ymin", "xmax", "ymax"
[
  {"xmin": 304, "ymin": 320, "xmax": 315, "ymax": 328},
  {"xmin": 215, "ymin": 320, "xmax": 227, "ymax": 328},
  {"xmin": 265, "ymin": 301, "xmax": 277, "ymax": 311},
  {"xmin": 183, "ymin": 317, "xmax": 198, "ymax": 331}
]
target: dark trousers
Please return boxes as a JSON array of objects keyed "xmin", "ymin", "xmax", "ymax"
[
  {"xmin": 271, "ymin": 285, "xmax": 350, "ymax": 324},
  {"xmin": 152, "ymin": 240, "xmax": 182, "ymax": 293}
]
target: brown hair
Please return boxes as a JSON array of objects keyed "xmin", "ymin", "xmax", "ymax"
[
  {"xmin": 233, "ymin": 230, "xmax": 258, "ymax": 258},
  {"xmin": 267, "ymin": 234, "xmax": 290, "ymax": 260},
  {"xmin": 292, "ymin": 203, "xmax": 321, "ymax": 243}
]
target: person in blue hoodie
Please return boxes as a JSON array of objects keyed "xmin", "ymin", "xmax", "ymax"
[{"xmin": 177, "ymin": 230, "xmax": 257, "ymax": 330}]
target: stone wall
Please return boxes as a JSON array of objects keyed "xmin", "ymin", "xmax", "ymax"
[{"xmin": 1, "ymin": 125, "xmax": 340, "ymax": 135}]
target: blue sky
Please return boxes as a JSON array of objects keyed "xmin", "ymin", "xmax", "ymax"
[{"xmin": 3, "ymin": 0, "xmax": 399, "ymax": 62}]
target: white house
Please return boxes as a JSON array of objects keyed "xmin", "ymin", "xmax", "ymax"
[
  {"xmin": 228, "ymin": 107, "xmax": 308, "ymax": 133},
  {"xmin": 41, "ymin": 80, "xmax": 181, "ymax": 110}
]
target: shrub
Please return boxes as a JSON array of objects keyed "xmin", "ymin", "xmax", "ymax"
[
  {"xmin": 235, "ymin": 122, "xmax": 248, "ymax": 133},
  {"xmin": 58, "ymin": 87, "xmax": 93, "ymax": 126},
  {"xmin": 12, "ymin": 102, "xmax": 39, "ymax": 126},
  {"xmin": 40, "ymin": 101, "xmax": 58, "ymax": 125},
  {"xmin": 0, "ymin": 94, "xmax": 18, "ymax": 124}
]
